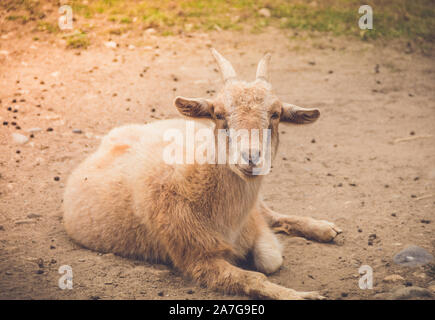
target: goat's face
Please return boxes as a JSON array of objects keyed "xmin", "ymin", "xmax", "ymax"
[{"xmin": 174, "ymin": 49, "xmax": 320, "ymax": 178}]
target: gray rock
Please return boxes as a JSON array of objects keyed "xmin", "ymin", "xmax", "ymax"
[
  {"xmin": 391, "ymin": 286, "xmax": 432, "ymax": 300},
  {"xmin": 393, "ymin": 245, "xmax": 434, "ymax": 267}
]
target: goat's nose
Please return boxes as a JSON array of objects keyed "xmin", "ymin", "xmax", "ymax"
[{"xmin": 241, "ymin": 149, "xmax": 261, "ymax": 166}]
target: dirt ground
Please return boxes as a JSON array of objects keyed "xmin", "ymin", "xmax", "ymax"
[{"xmin": 0, "ymin": 26, "xmax": 434, "ymax": 300}]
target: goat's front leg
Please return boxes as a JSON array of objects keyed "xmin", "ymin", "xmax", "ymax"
[
  {"xmin": 186, "ymin": 258, "xmax": 324, "ymax": 300},
  {"xmin": 259, "ymin": 200, "xmax": 342, "ymax": 242}
]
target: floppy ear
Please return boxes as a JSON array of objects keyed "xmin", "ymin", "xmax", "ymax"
[
  {"xmin": 280, "ymin": 103, "xmax": 320, "ymax": 124},
  {"xmin": 174, "ymin": 96, "xmax": 213, "ymax": 118}
]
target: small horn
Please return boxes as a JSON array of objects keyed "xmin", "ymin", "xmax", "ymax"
[
  {"xmin": 256, "ymin": 52, "xmax": 271, "ymax": 82},
  {"xmin": 211, "ymin": 48, "xmax": 237, "ymax": 83}
]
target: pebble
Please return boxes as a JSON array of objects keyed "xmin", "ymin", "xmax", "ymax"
[
  {"xmin": 145, "ymin": 28, "xmax": 156, "ymax": 35},
  {"xmin": 27, "ymin": 213, "xmax": 41, "ymax": 219},
  {"xmin": 12, "ymin": 133, "xmax": 29, "ymax": 145},
  {"xmin": 15, "ymin": 219, "xmax": 36, "ymax": 225},
  {"xmin": 258, "ymin": 8, "xmax": 271, "ymax": 18},
  {"xmin": 72, "ymin": 129, "xmax": 83, "ymax": 134},
  {"xmin": 27, "ymin": 127, "xmax": 42, "ymax": 133},
  {"xmin": 104, "ymin": 41, "xmax": 117, "ymax": 49},
  {"xmin": 393, "ymin": 245, "xmax": 434, "ymax": 267}
]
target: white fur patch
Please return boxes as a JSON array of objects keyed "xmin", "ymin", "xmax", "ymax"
[{"xmin": 254, "ymin": 232, "xmax": 283, "ymax": 274}]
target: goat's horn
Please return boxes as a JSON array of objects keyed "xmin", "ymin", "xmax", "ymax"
[
  {"xmin": 211, "ymin": 48, "xmax": 237, "ymax": 83},
  {"xmin": 256, "ymin": 52, "xmax": 271, "ymax": 82}
]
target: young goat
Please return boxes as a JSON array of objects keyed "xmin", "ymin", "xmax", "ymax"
[{"xmin": 63, "ymin": 49, "xmax": 341, "ymax": 299}]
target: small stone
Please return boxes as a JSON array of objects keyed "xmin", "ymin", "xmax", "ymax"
[
  {"xmin": 37, "ymin": 258, "xmax": 44, "ymax": 268},
  {"xmin": 72, "ymin": 129, "xmax": 83, "ymax": 134},
  {"xmin": 187, "ymin": 289, "xmax": 195, "ymax": 294},
  {"xmin": 158, "ymin": 291, "xmax": 164, "ymax": 296},
  {"xmin": 12, "ymin": 133, "xmax": 29, "ymax": 145},
  {"xmin": 46, "ymin": 127, "xmax": 53, "ymax": 132},
  {"xmin": 54, "ymin": 176, "xmax": 60, "ymax": 181},
  {"xmin": 258, "ymin": 8, "xmax": 271, "ymax": 18},
  {"xmin": 27, "ymin": 213, "xmax": 41, "ymax": 219},
  {"xmin": 104, "ymin": 41, "xmax": 117, "ymax": 49},
  {"xmin": 145, "ymin": 28, "xmax": 156, "ymax": 35},
  {"xmin": 27, "ymin": 127, "xmax": 42, "ymax": 133},
  {"xmin": 383, "ymin": 275, "xmax": 404, "ymax": 283},
  {"xmin": 15, "ymin": 219, "xmax": 36, "ymax": 225}
]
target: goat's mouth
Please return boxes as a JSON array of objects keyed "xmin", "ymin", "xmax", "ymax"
[{"xmin": 234, "ymin": 164, "xmax": 258, "ymax": 177}]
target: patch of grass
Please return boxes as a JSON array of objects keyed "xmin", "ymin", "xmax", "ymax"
[
  {"xmin": 6, "ymin": 15, "xmax": 29, "ymax": 23},
  {"xmin": 120, "ymin": 17, "xmax": 132, "ymax": 24},
  {"xmin": 37, "ymin": 21, "xmax": 58, "ymax": 33},
  {"xmin": 4, "ymin": 0, "xmax": 434, "ymax": 42},
  {"xmin": 65, "ymin": 32, "xmax": 90, "ymax": 49}
]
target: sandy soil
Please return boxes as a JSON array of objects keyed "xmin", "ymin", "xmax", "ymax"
[{"xmin": 0, "ymin": 28, "xmax": 434, "ymax": 300}]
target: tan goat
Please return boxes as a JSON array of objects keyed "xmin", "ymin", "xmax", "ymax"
[{"xmin": 63, "ymin": 49, "xmax": 342, "ymax": 299}]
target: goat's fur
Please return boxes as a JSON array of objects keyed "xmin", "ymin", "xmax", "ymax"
[{"xmin": 63, "ymin": 50, "xmax": 341, "ymax": 299}]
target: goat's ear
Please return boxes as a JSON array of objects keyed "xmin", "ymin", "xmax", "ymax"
[
  {"xmin": 174, "ymin": 96, "xmax": 213, "ymax": 118},
  {"xmin": 280, "ymin": 103, "xmax": 320, "ymax": 124}
]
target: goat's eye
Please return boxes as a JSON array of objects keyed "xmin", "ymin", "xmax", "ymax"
[
  {"xmin": 215, "ymin": 113, "xmax": 225, "ymax": 120},
  {"xmin": 271, "ymin": 112, "xmax": 280, "ymax": 120}
]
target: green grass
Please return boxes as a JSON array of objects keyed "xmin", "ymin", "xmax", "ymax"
[
  {"xmin": 68, "ymin": 0, "xmax": 435, "ymax": 41},
  {"xmin": 65, "ymin": 32, "xmax": 90, "ymax": 49},
  {"xmin": 3, "ymin": 0, "xmax": 435, "ymax": 42}
]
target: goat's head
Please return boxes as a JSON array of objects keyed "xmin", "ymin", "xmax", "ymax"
[{"xmin": 174, "ymin": 49, "xmax": 320, "ymax": 178}]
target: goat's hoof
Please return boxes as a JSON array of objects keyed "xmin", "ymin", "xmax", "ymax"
[
  {"xmin": 281, "ymin": 289, "xmax": 326, "ymax": 300},
  {"xmin": 299, "ymin": 291, "xmax": 326, "ymax": 300},
  {"xmin": 308, "ymin": 219, "xmax": 342, "ymax": 242},
  {"xmin": 272, "ymin": 217, "xmax": 342, "ymax": 243}
]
